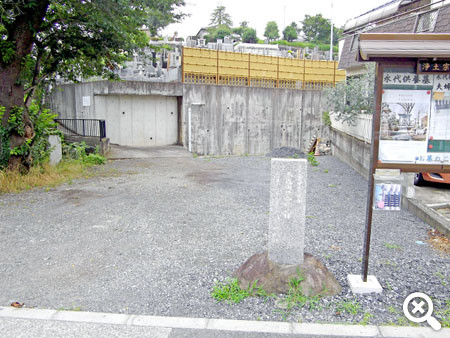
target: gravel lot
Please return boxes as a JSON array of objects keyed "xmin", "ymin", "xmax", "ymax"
[{"xmin": 0, "ymin": 153, "xmax": 449, "ymax": 326}]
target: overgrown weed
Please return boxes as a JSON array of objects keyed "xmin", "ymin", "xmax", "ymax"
[
  {"xmin": 0, "ymin": 160, "xmax": 90, "ymax": 193},
  {"xmin": 211, "ymin": 278, "xmax": 274, "ymax": 304}
]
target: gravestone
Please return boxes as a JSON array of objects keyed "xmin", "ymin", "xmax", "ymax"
[{"xmin": 268, "ymin": 158, "xmax": 307, "ymax": 265}]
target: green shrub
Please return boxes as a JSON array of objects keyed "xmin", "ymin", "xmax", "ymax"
[
  {"xmin": 62, "ymin": 141, "xmax": 106, "ymax": 166},
  {"xmin": 307, "ymin": 152, "xmax": 319, "ymax": 166},
  {"xmin": 323, "ymin": 111, "xmax": 331, "ymax": 127},
  {"xmin": 83, "ymin": 153, "xmax": 106, "ymax": 165}
]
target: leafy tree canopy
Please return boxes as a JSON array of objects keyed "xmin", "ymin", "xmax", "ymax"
[
  {"xmin": 232, "ymin": 21, "xmax": 250, "ymax": 37},
  {"xmin": 239, "ymin": 21, "xmax": 249, "ymax": 28},
  {"xmin": 205, "ymin": 24, "xmax": 232, "ymax": 43},
  {"xmin": 264, "ymin": 21, "xmax": 279, "ymax": 41},
  {"xmin": 300, "ymin": 14, "xmax": 341, "ymax": 45},
  {"xmin": 282, "ymin": 22, "xmax": 298, "ymax": 42},
  {"xmin": 147, "ymin": 0, "xmax": 188, "ymax": 36},
  {"xmin": 242, "ymin": 28, "xmax": 257, "ymax": 43},
  {"xmin": 209, "ymin": 5, "xmax": 232, "ymax": 27},
  {"xmin": 0, "ymin": 0, "xmax": 186, "ymax": 170}
]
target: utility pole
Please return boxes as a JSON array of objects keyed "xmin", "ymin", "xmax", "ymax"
[{"xmin": 329, "ymin": 0, "xmax": 334, "ymax": 61}]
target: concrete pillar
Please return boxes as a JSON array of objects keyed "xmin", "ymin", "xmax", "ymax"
[
  {"xmin": 268, "ymin": 158, "xmax": 307, "ymax": 265},
  {"xmin": 403, "ymin": 173, "xmax": 415, "ymax": 199}
]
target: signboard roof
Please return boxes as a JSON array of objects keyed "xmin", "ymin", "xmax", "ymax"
[{"xmin": 358, "ymin": 33, "xmax": 450, "ymax": 60}]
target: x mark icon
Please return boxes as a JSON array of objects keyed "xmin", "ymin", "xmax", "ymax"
[{"xmin": 412, "ymin": 300, "xmax": 425, "ymax": 314}]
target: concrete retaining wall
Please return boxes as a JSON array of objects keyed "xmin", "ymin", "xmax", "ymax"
[
  {"xmin": 330, "ymin": 127, "xmax": 371, "ymax": 178},
  {"xmin": 50, "ymin": 81, "xmax": 326, "ymax": 155},
  {"xmin": 182, "ymin": 84, "xmax": 325, "ymax": 155},
  {"xmin": 49, "ymin": 81, "xmax": 182, "ymax": 120}
]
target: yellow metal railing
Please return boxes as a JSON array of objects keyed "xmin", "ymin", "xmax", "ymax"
[{"xmin": 182, "ymin": 47, "xmax": 346, "ymax": 90}]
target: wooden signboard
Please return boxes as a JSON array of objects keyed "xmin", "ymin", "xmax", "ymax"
[
  {"xmin": 362, "ymin": 59, "xmax": 450, "ymax": 282},
  {"xmin": 372, "ymin": 60, "xmax": 450, "ymax": 173},
  {"xmin": 356, "ymin": 33, "xmax": 450, "ymax": 284}
]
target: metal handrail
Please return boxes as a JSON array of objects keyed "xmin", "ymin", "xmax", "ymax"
[{"xmin": 55, "ymin": 118, "xmax": 106, "ymax": 140}]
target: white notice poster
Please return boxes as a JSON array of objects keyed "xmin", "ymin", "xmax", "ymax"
[
  {"xmin": 82, "ymin": 96, "xmax": 91, "ymax": 107},
  {"xmin": 379, "ymin": 89, "xmax": 431, "ymax": 163}
]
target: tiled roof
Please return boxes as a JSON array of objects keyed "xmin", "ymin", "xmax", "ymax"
[{"xmin": 434, "ymin": 4, "xmax": 450, "ymax": 33}]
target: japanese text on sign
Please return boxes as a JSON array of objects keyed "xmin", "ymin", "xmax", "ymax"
[{"xmin": 418, "ymin": 60, "xmax": 450, "ymax": 74}]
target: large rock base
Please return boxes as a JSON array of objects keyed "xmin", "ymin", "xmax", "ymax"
[{"xmin": 233, "ymin": 251, "xmax": 342, "ymax": 296}]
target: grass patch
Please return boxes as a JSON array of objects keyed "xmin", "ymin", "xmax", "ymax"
[
  {"xmin": 380, "ymin": 260, "xmax": 397, "ymax": 267},
  {"xmin": 335, "ymin": 300, "xmax": 361, "ymax": 315},
  {"xmin": 0, "ymin": 141, "xmax": 108, "ymax": 194},
  {"xmin": 435, "ymin": 271, "xmax": 448, "ymax": 286},
  {"xmin": 437, "ymin": 300, "xmax": 450, "ymax": 328},
  {"xmin": 396, "ymin": 315, "xmax": 418, "ymax": 327},
  {"xmin": 211, "ymin": 278, "xmax": 273, "ymax": 304},
  {"xmin": 0, "ymin": 160, "xmax": 96, "ymax": 194},
  {"xmin": 281, "ymin": 270, "xmax": 322, "ymax": 311},
  {"xmin": 384, "ymin": 243, "xmax": 402, "ymax": 250},
  {"xmin": 307, "ymin": 152, "xmax": 319, "ymax": 166},
  {"xmin": 360, "ymin": 312, "xmax": 373, "ymax": 325},
  {"xmin": 385, "ymin": 281, "xmax": 393, "ymax": 291},
  {"xmin": 387, "ymin": 305, "xmax": 399, "ymax": 314},
  {"xmin": 211, "ymin": 271, "xmax": 323, "ymax": 312}
]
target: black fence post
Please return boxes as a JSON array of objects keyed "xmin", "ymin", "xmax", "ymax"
[{"xmin": 99, "ymin": 120, "xmax": 106, "ymax": 139}]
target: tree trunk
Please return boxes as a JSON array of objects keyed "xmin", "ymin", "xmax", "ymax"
[
  {"xmin": 0, "ymin": 0, "xmax": 50, "ymax": 171},
  {"xmin": 0, "ymin": 60, "xmax": 31, "ymax": 171},
  {"xmin": 0, "ymin": 52, "xmax": 36, "ymax": 171}
]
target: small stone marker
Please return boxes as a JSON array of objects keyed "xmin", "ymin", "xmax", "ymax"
[
  {"xmin": 268, "ymin": 158, "xmax": 307, "ymax": 265},
  {"xmin": 48, "ymin": 135, "xmax": 62, "ymax": 165}
]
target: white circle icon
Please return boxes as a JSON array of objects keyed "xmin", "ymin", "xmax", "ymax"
[{"xmin": 403, "ymin": 292, "xmax": 441, "ymax": 330}]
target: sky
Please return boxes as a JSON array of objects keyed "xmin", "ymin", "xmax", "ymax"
[{"xmin": 162, "ymin": 0, "xmax": 393, "ymax": 39}]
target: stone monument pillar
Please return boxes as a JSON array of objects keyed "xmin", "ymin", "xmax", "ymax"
[
  {"xmin": 234, "ymin": 157, "xmax": 341, "ymax": 296},
  {"xmin": 268, "ymin": 158, "xmax": 307, "ymax": 265}
]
